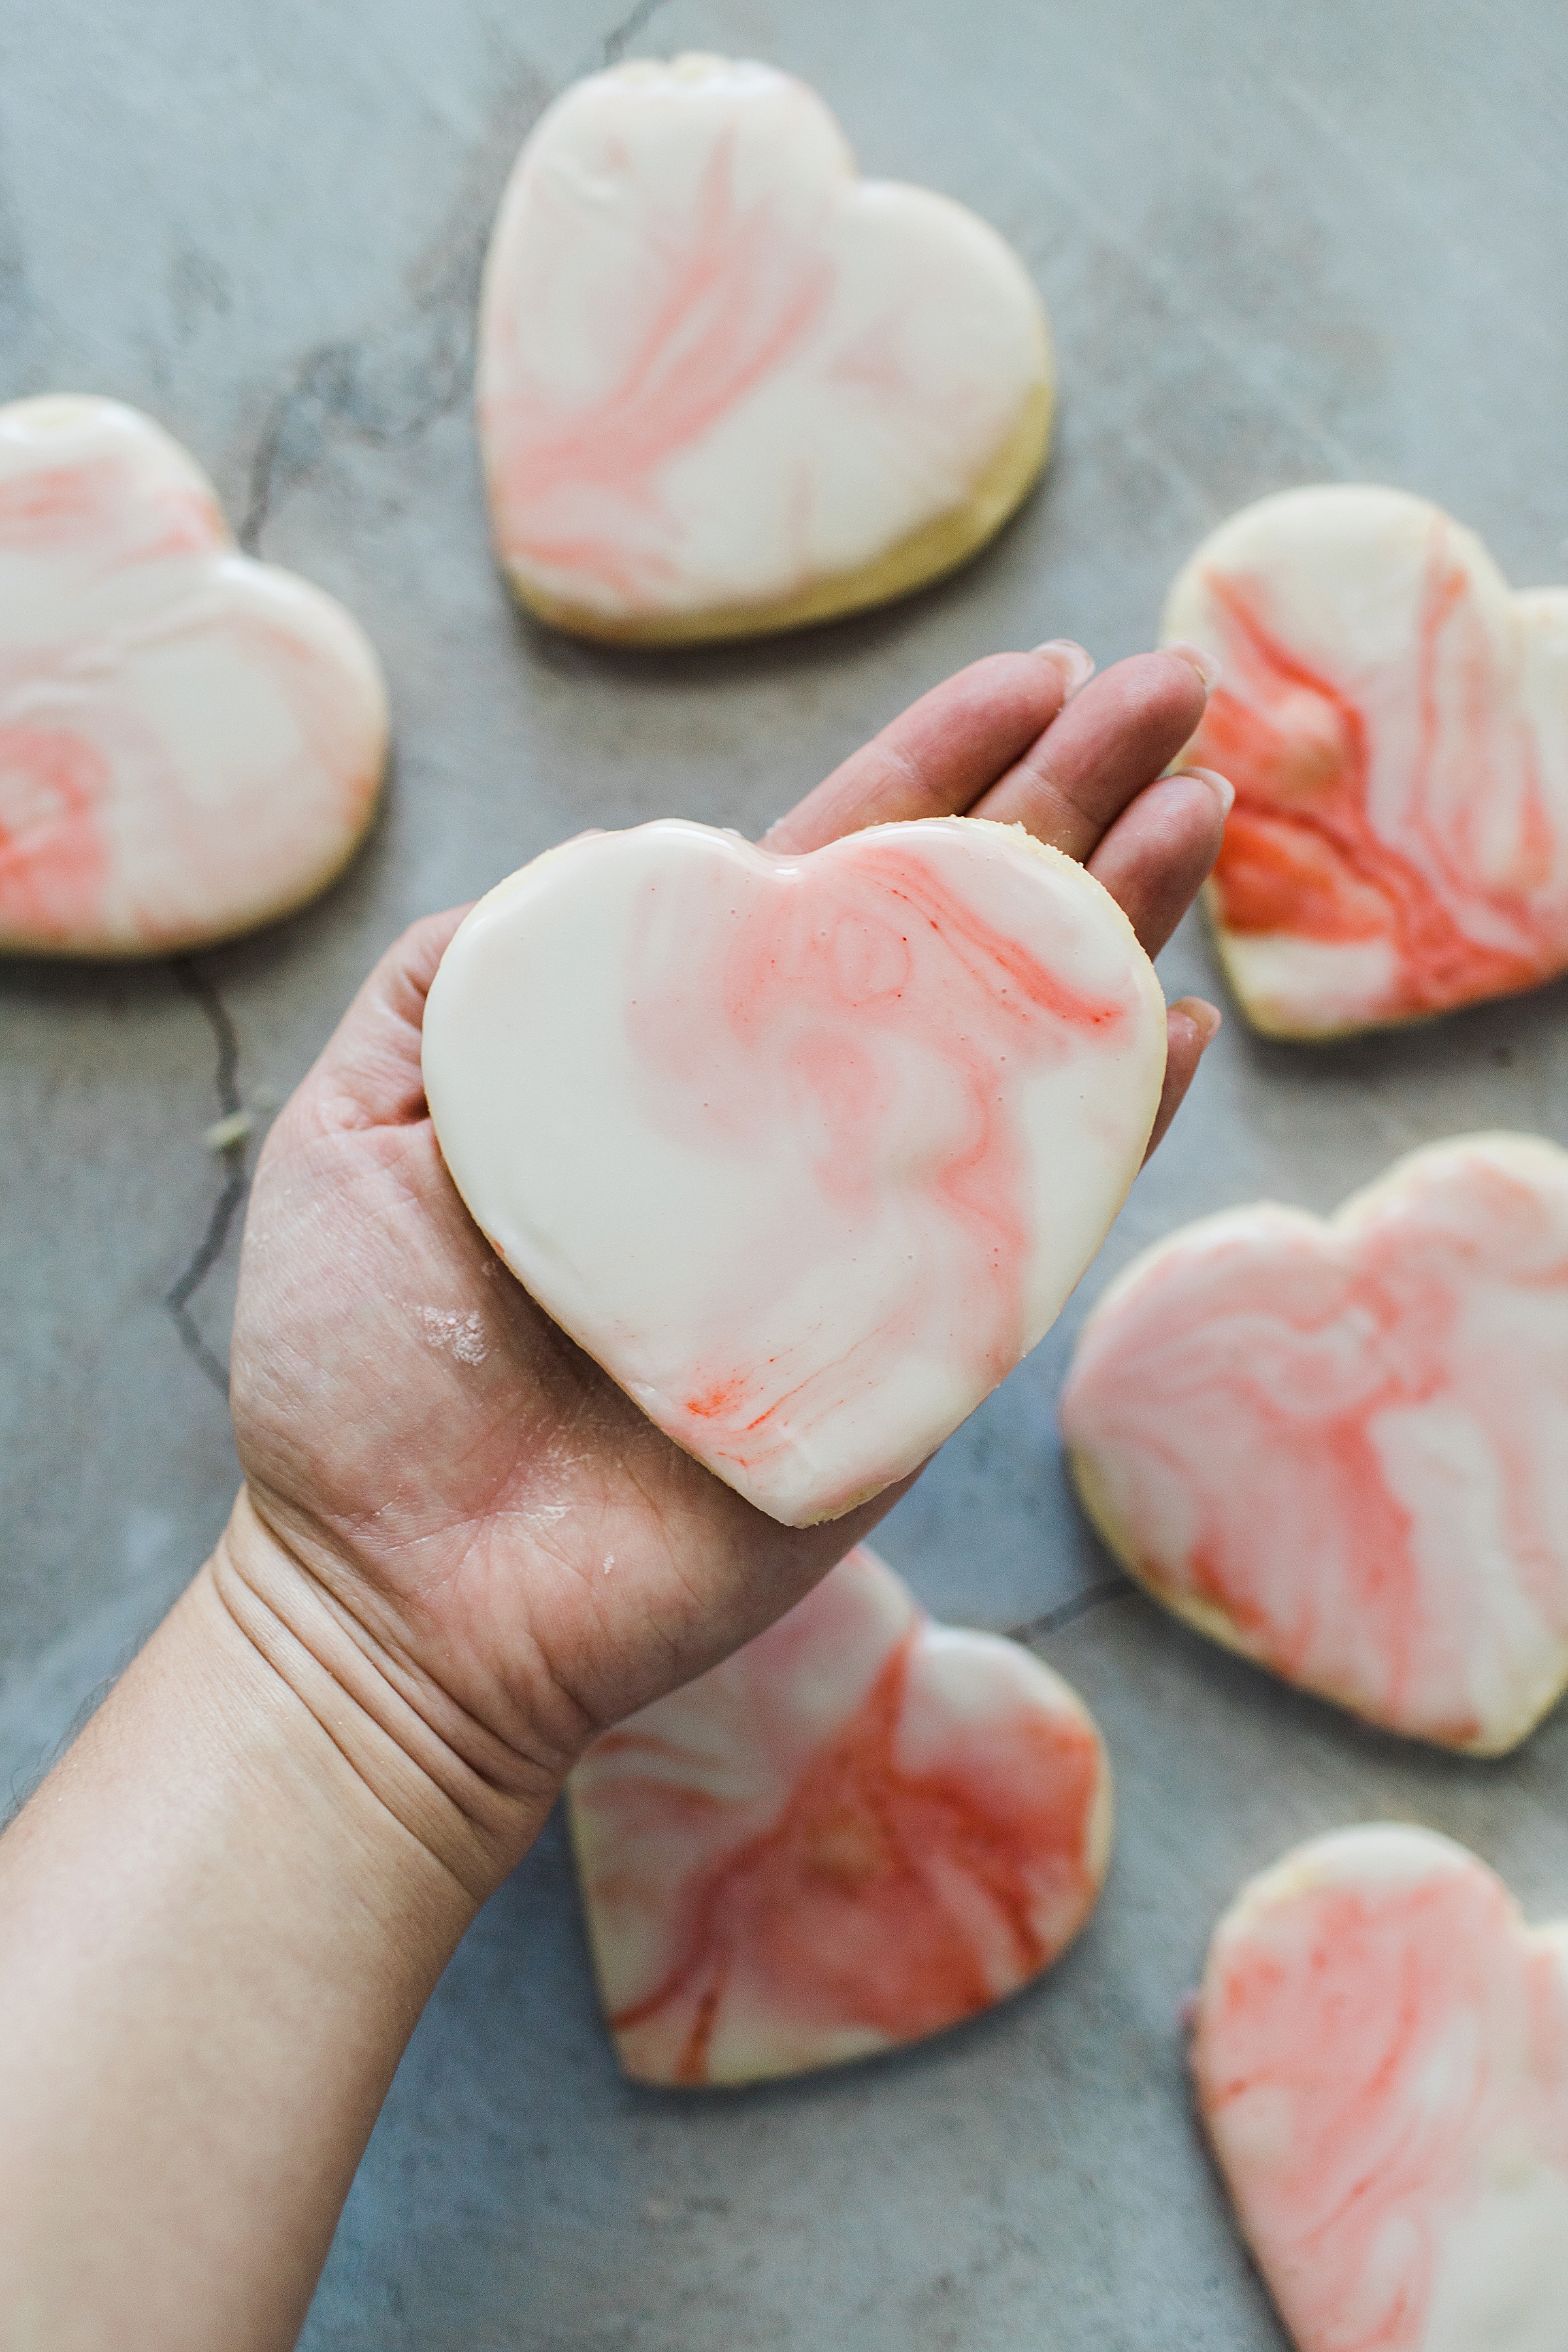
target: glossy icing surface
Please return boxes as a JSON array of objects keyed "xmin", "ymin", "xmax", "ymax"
[
  {"xmin": 423, "ymin": 815, "xmax": 1167, "ymax": 1525},
  {"xmin": 0, "ymin": 396, "xmax": 388, "ymax": 957},
  {"xmin": 1060, "ymin": 1133, "xmax": 1568, "ymax": 1753},
  {"xmin": 477, "ymin": 54, "xmax": 1051, "ymax": 642},
  {"xmin": 1163, "ymin": 485, "xmax": 1568, "ymax": 1037},
  {"xmin": 1194, "ymin": 1825, "xmax": 1568, "ymax": 2352},
  {"xmin": 568, "ymin": 1545, "xmax": 1111, "ymax": 2085}
]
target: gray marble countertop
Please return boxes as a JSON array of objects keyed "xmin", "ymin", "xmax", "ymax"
[{"xmin": 5, "ymin": 2, "xmax": 1568, "ymax": 2344}]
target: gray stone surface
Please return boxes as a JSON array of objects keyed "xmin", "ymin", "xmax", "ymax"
[{"xmin": 3, "ymin": 0, "xmax": 1568, "ymax": 2342}]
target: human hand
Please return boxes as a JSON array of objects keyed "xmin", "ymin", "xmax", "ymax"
[{"xmin": 220, "ymin": 643, "xmax": 1229, "ymax": 1893}]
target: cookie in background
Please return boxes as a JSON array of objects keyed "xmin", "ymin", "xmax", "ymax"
[
  {"xmin": 1060, "ymin": 1132, "xmax": 1568, "ymax": 1754},
  {"xmin": 478, "ymin": 55, "xmax": 1053, "ymax": 644},
  {"xmin": 567, "ymin": 1546, "xmax": 1111, "ymax": 2087},
  {"xmin": 0, "ymin": 395, "xmax": 388, "ymax": 957},
  {"xmin": 1162, "ymin": 484, "xmax": 1568, "ymax": 1038},
  {"xmin": 1192, "ymin": 1823, "xmax": 1568, "ymax": 2352}
]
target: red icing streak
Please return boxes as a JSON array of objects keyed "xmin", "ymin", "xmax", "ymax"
[
  {"xmin": 0, "ymin": 727, "xmax": 110, "ymax": 941},
  {"xmin": 591, "ymin": 1625, "xmax": 1100, "ymax": 2084},
  {"xmin": 1193, "ymin": 1853, "xmax": 1568, "ymax": 2352},
  {"xmin": 1060, "ymin": 1144, "xmax": 1568, "ymax": 1747},
  {"xmin": 627, "ymin": 834, "xmax": 1130, "ymax": 1460},
  {"xmin": 1180, "ymin": 1330, "xmax": 1439, "ymax": 1725},
  {"xmin": 1193, "ymin": 525, "xmax": 1561, "ymax": 1020},
  {"xmin": 684, "ymin": 1374, "xmax": 750, "ymax": 1422},
  {"xmin": 492, "ymin": 129, "xmax": 834, "ymax": 603}
]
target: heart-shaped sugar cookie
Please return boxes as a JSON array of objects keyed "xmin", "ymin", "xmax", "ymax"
[
  {"xmin": 1060, "ymin": 1134, "xmax": 1568, "ymax": 1754},
  {"xmin": 1163, "ymin": 485, "xmax": 1568, "ymax": 1037},
  {"xmin": 1193, "ymin": 1825, "xmax": 1568, "ymax": 2352},
  {"xmin": 423, "ymin": 815, "xmax": 1167, "ymax": 1526},
  {"xmin": 567, "ymin": 1545, "xmax": 1111, "ymax": 2085},
  {"xmin": 477, "ymin": 54, "xmax": 1052, "ymax": 644},
  {"xmin": 0, "ymin": 395, "xmax": 388, "ymax": 956}
]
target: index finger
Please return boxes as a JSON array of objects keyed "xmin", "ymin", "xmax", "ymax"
[
  {"xmin": 307, "ymin": 906, "xmax": 471, "ymax": 1133},
  {"xmin": 762, "ymin": 642, "xmax": 1092, "ymax": 855}
]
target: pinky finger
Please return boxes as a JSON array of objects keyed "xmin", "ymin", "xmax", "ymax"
[{"xmin": 1142, "ymin": 997, "xmax": 1222, "ymax": 1164}]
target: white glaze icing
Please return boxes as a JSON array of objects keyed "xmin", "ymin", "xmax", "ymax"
[
  {"xmin": 422, "ymin": 814, "xmax": 1167, "ymax": 1526},
  {"xmin": 1194, "ymin": 1825, "xmax": 1568, "ymax": 2352},
  {"xmin": 1060, "ymin": 1132, "xmax": 1568, "ymax": 1754},
  {"xmin": 566, "ymin": 1544, "xmax": 1110, "ymax": 2085},
  {"xmin": 1162, "ymin": 485, "xmax": 1568, "ymax": 1037},
  {"xmin": 477, "ymin": 54, "xmax": 1051, "ymax": 636},
  {"xmin": 0, "ymin": 395, "xmax": 388, "ymax": 956}
]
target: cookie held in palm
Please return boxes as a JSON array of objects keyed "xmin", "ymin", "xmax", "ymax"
[
  {"xmin": 422, "ymin": 815, "xmax": 1167, "ymax": 1526},
  {"xmin": 568, "ymin": 1546, "xmax": 1111, "ymax": 2086},
  {"xmin": 1163, "ymin": 485, "xmax": 1568, "ymax": 1037},
  {"xmin": 0, "ymin": 395, "xmax": 388, "ymax": 956},
  {"xmin": 478, "ymin": 54, "xmax": 1052, "ymax": 644}
]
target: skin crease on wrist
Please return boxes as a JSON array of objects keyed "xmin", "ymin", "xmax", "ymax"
[{"xmin": 0, "ymin": 644, "xmax": 1227, "ymax": 2352}]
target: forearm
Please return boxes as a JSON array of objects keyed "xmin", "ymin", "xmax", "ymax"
[{"xmin": 0, "ymin": 1503, "xmax": 552, "ymax": 2352}]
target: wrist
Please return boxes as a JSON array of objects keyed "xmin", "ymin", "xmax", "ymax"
[
  {"xmin": 0, "ymin": 1503, "xmax": 537, "ymax": 2352},
  {"xmin": 211, "ymin": 1488, "xmax": 559, "ymax": 1907}
]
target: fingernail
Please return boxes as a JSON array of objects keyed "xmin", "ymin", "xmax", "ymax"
[
  {"xmin": 1032, "ymin": 638, "xmax": 1096, "ymax": 694},
  {"xmin": 1166, "ymin": 638, "xmax": 1223, "ymax": 695},
  {"xmin": 1173, "ymin": 995, "xmax": 1223, "ymax": 1047},
  {"xmin": 1173, "ymin": 764, "xmax": 1235, "ymax": 819}
]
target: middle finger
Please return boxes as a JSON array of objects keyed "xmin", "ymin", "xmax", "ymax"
[{"xmin": 970, "ymin": 645, "xmax": 1219, "ymax": 857}]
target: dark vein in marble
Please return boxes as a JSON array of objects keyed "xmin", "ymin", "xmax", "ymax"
[
  {"xmin": 602, "ymin": 0, "xmax": 674, "ymax": 67},
  {"xmin": 236, "ymin": 180, "xmax": 490, "ymax": 556},
  {"xmin": 239, "ymin": 315, "xmax": 475, "ymax": 554},
  {"xmin": 1008, "ymin": 1575, "xmax": 1134, "ymax": 1646},
  {"xmin": 165, "ymin": 958, "xmax": 247, "ymax": 1398},
  {"xmin": 237, "ymin": 42, "xmax": 565, "ymax": 556}
]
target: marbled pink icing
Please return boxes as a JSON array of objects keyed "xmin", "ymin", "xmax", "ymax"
[
  {"xmin": 0, "ymin": 726, "xmax": 112, "ymax": 942},
  {"xmin": 1163, "ymin": 485, "xmax": 1568, "ymax": 1037},
  {"xmin": 1194, "ymin": 1825, "xmax": 1568, "ymax": 2352},
  {"xmin": 422, "ymin": 815, "xmax": 1167, "ymax": 1526},
  {"xmin": 477, "ymin": 54, "xmax": 1049, "ymax": 629},
  {"xmin": 0, "ymin": 395, "xmax": 388, "ymax": 956},
  {"xmin": 1059, "ymin": 1134, "xmax": 1568, "ymax": 1753},
  {"xmin": 568, "ymin": 1546, "xmax": 1111, "ymax": 2085},
  {"xmin": 627, "ymin": 830, "xmax": 1139, "ymax": 1450}
]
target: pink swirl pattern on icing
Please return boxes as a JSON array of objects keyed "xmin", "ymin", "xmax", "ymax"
[
  {"xmin": 0, "ymin": 395, "xmax": 388, "ymax": 956},
  {"xmin": 567, "ymin": 1546, "xmax": 1110, "ymax": 2085},
  {"xmin": 1162, "ymin": 485, "xmax": 1568, "ymax": 1036},
  {"xmin": 421, "ymin": 816, "xmax": 1168, "ymax": 1526},
  {"xmin": 1059, "ymin": 1134, "xmax": 1568, "ymax": 1753},
  {"xmin": 0, "ymin": 727, "xmax": 111, "ymax": 944},
  {"xmin": 492, "ymin": 124, "xmax": 834, "ymax": 608},
  {"xmin": 1193, "ymin": 1825, "xmax": 1568, "ymax": 2352},
  {"xmin": 478, "ymin": 55, "xmax": 1049, "ymax": 630},
  {"xmin": 626, "ymin": 830, "xmax": 1140, "ymax": 1462}
]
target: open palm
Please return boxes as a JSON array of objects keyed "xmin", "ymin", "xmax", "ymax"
[{"xmin": 226, "ymin": 645, "xmax": 1228, "ymax": 1829}]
